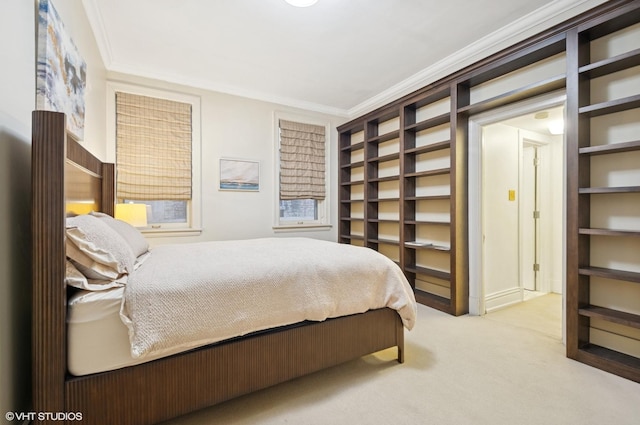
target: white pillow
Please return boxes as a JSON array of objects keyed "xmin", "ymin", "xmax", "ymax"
[
  {"xmin": 67, "ymin": 239, "xmax": 119, "ymax": 280},
  {"xmin": 90, "ymin": 211, "xmax": 149, "ymax": 258},
  {"xmin": 66, "ymin": 260, "xmax": 123, "ymax": 291},
  {"xmin": 66, "ymin": 215, "xmax": 136, "ymax": 279}
]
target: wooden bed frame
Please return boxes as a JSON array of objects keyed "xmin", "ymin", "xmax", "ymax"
[{"xmin": 32, "ymin": 110, "xmax": 405, "ymax": 425}]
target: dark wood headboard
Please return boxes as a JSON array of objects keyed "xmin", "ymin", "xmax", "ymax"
[{"xmin": 31, "ymin": 110, "xmax": 115, "ymax": 414}]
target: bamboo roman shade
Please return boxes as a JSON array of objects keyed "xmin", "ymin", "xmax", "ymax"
[
  {"xmin": 116, "ymin": 92, "xmax": 192, "ymax": 200},
  {"xmin": 279, "ymin": 119, "xmax": 326, "ymax": 200}
]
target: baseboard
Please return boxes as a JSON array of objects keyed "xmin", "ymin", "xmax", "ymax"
[{"xmin": 485, "ymin": 287, "xmax": 522, "ymax": 313}]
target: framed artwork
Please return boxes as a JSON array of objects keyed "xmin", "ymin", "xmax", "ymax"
[
  {"xmin": 36, "ymin": 0, "xmax": 87, "ymax": 141},
  {"xmin": 219, "ymin": 159, "xmax": 260, "ymax": 191}
]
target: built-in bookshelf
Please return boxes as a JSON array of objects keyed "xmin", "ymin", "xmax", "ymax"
[
  {"xmin": 402, "ymin": 88, "xmax": 458, "ymax": 313},
  {"xmin": 338, "ymin": 23, "xmax": 566, "ymax": 316},
  {"xmin": 566, "ymin": 2, "xmax": 640, "ymax": 383},
  {"xmin": 340, "ymin": 81, "xmax": 471, "ymax": 315},
  {"xmin": 339, "ymin": 0, "xmax": 640, "ymax": 382}
]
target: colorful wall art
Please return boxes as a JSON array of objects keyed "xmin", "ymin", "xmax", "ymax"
[{"xmin": 36, "ymin": 0, "xmax": 87, "ymax": 140}]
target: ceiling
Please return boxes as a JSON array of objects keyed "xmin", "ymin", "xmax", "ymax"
[
  {"xmin": 501, "ymin": 105, "xmax": 565, "ymax": 135},
  {"xmin": 82, "ymin": 0, "xmax": 600, "ymax": 118}
]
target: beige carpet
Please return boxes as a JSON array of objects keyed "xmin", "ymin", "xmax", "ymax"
[
  {"xmin": 485, "ymin": 292, "xmax": 563, "ymax": 339},
  {"xmin": 161, "ymin": 295, "xmax": 640, "ymax": 425}
]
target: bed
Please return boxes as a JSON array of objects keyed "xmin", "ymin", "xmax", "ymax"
[{"xmin": 32, "ymin": 110, "xmax": 416, "ymax": 425}]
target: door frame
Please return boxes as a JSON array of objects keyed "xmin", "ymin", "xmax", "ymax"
[
  {"xmin": 468, "ymin": 91, "xmax": 567, "ymax": 321},
  {"xmin": 520, "ymin": 135, "xmax": 554, "ymax": 296},
  {"xmin": 521, "ymin": 141, "xmax": 540, "ymax": 293}
]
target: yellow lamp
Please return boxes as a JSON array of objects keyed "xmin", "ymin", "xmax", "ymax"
[
  {"xmin": 115, "ymin": 203, "xmax": 148, "ymax": 228},
  {"xmin": 66, "ymin": 201, "xmax": 97, "ymax": 215}
]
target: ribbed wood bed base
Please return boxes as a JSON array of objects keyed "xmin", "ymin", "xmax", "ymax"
[
  {"xmin": 66, "ymin": 308, "xmax": 403, "ymax": 425},
  {"xmin": 32, "ymin": 110, "xmax": 404, "ymax": 425}
]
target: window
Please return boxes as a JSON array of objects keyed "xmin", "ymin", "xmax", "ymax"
[
  {"xmin": 274, "ymin": 115, "xmax": 330, "ymax": 230},
  {"xmin": 124, "ymin": 200, "xmax": 187, "ymax": 224},
  {"xmin": 107, "ymin": 82, "xmax": 201, "ymax": 235},
  {"xmin": 280, "ymin": 199, "xmax": 317, "ymax": 222}
]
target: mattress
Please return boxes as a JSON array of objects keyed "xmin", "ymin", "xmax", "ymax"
[
  {"xmin": 67, "ymin": 288, "xmax": 180, "ymax": 376},
  {"xmin": 68, "ymin": 238, "xmax": 416, "ymax": 375}
]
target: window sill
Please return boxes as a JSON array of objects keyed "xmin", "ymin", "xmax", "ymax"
[
  {"xmin": 272, "ymin": 224, "xmax": 332, "ymax": 233},
  {"xmin": 140, "ymin": 228, "xmax": 203, "ymax": 238}
]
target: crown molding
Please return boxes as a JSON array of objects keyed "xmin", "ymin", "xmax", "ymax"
[
  {"xmin": 347, "ymin": 0, "xmax": 608, "ymax": 118},
  {"xmin": 107, "ymin": 61, "xmax": 350, "ymax": 118},
  {"xmin": 83, "ymin": 0, "xmax": 348, "ymax": 117},
  {"xmin": 82, "ymin": 0, "xmax": 607, "ymax": 120},
  {"xmin": 82, "ymin": 0, "xmax": 113, "ymax": 68}
]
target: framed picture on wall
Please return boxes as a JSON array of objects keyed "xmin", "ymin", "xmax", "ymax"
[
  {"xmin": 36, "ymin": 0, "xmax": 87, "ymax": 141},
  {"xmin": 219, "ymin": 158, "xmax": 260, "ymax": 191}
]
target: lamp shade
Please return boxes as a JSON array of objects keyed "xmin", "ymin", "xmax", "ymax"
[
  {"xmin": 115, "ymin": 203, "xmax": 148, "ymax": 228},
  {"xmin": 66, "ymin": 201, "xmax": 96, "ymax": 215}
]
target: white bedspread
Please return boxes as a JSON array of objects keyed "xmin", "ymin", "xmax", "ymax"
[{"xmin": 120, "ymin": 238, "xmax": 417, "ymax": 359}]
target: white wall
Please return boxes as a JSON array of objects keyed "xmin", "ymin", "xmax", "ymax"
[
  {"xmin": 0, "ymin": 0, "xmax": 106, "ymax": 415},
  {"xmin": 106, "ymin": 72, "xmax": 346, "ymax": 245},
  {"xmin": 482, "ymin": 124, "xmax": 520, "ymax": 307},
  {"xmin": 0, "ymin": 2, "xmax": 34, "ymax": 417}
]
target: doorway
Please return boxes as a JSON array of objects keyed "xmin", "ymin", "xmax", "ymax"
[{"xmin": 468, "ymin": 93, "xmax": 566, "ymax": 340}]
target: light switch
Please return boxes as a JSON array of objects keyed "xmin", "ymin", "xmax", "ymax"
[{"xmin": 508, "ymin": 190, "xmax": 516, "ymax": 201}]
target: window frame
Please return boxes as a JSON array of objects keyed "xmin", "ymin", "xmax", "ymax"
[
  {"xmin": 273, "ymin": 112, "xmax": 331, "ymax": 231},
  {"xmin": 106, "ymin": 81, "xmax": 202, "ymax": 237}
]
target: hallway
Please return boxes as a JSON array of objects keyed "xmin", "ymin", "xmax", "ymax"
[{"xmin": 484, "ymin": 293, "xmax": 562, "ymax": 340}]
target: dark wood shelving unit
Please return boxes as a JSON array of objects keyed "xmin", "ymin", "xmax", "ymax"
[
  {"xmin": 578, "ymin": 47, "xmax": 640, "ymax": 78},
  {"xmin": 578, "ymin": 93, "xmax": 640, "ymax": 117},
  {"xmin": 368, "ymin": 176, "xmax": 400, "ymax": 184},
  {"xmin": 566, "ymin": 2, "xmax": 640, "ymax": 383},
  {"xmin": 578, "ymin": 228, "xmax": 640, "ymax": 237},
  {"xmin": 369, "ymin": 238, "xmax": 400, "ymax": 245},
  {"xmin": 340, "ymin": 180, "xmax": 364, "ymax": 187},
  {"xmin": 405, "ymin": 168, "xmax": 451, "ymax": 178},
  {"xmin": 340, "ymin": 216, "xmax": 364, "ymax": 222},
  {"xmin": 457, "ymin": 74, "xmax": 566, "ymax": 115},
  {"xmin": 367, "ymin": 130, "xmax": 401, "ymax": 145},
  {"xmin": 339, "ymin": 3, "xmax": 640, "ymax": 377},
  {"xmin": 405, "ymin": 245, "xmax": 451, "ymax": 252},
  {"xmin": 579, "ymin": 139, "xmax": 640, "ymax": 155},
  {"xmin": 338, "ymin": 124, "xmax": 366, "ymax": 246},
  {"xmin": 405, "ymin": 195, "xmax": 451, "ymax": 201},
  {"xmin": 368, "ymin": 197, "xmax": 400, "ymax": 202},
  {"xmin": 401, "ymin": 85, "xmax": 467, "ymax": 315},
  {"xmin": 579, "ymin": 306, "xmax": 640, "ymax": 329},
  {"xmin": 404, "ymin": 219, "xmax": 450, "ymax": 225},
  {"xmin": 404, "ymin": 140, "xmax": 451, "ymax": 155},
  {"xmin": 404, "ymin": 113, "xmax": 450, "ymax": 133},
  {"xmin": 341, "ymin": 161, "xmax": 364, "ymax": 169},
  {"xmin": 338, "ymin": 83, "xmax": 467, "ymax": 315},
  {"xmin": 368, "ymin": 152, "xmax": 400, "ymax": 163},
  {"xmin": 404, "ymin": 265, "xmax": 451, "ymax": 281},
  {"xmin": 576, "ymin": 344, "xmax": 640, "ymax": 384},
  {"xmin": 578, "ymin": 186, "xmax": 640, "ymax": 194},
  {"xmin": 340, "ymin": 141, "xmax": 364, "ymax": 152},
  {"xmin": 578, "ymin": 266, "xmax": 640, "ymax": 284}
]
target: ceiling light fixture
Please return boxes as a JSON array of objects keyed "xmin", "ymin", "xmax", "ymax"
[
  {"xmin": 548, "ymin": 120, "xmax": 565, "ymax": 135},
  {"xmin": 285, "ymin": 0, "xmax": 318, "ymax": 7}
]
